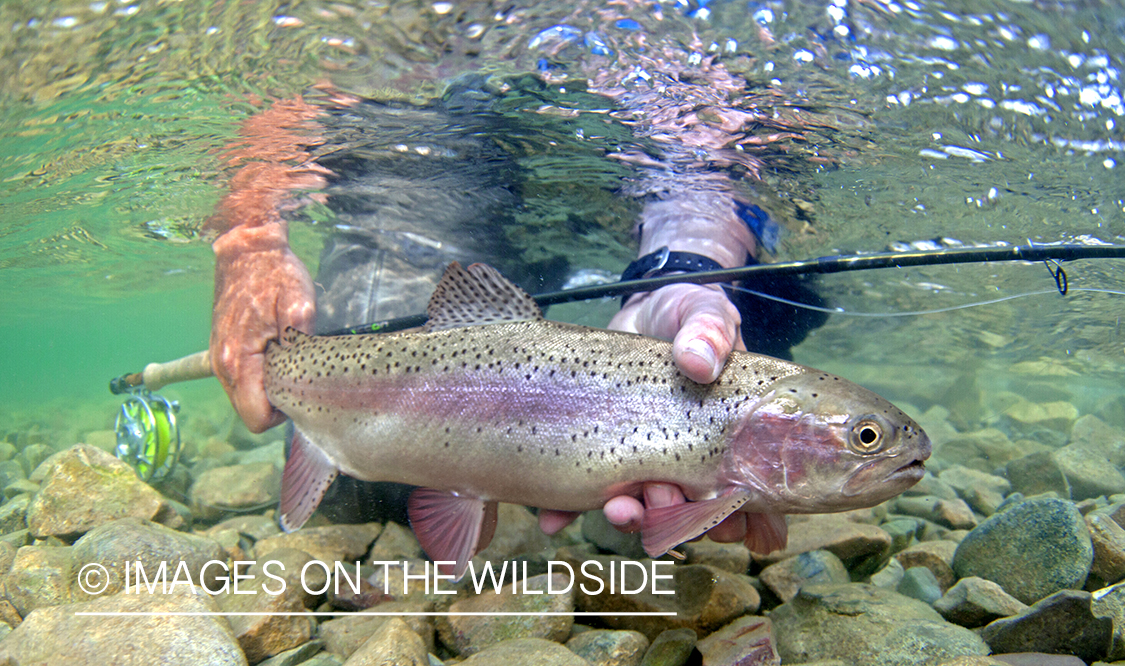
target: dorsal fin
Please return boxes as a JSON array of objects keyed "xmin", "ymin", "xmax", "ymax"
[{"xmin": 425, "ymin": 262, "xmax": 543, "ymax": 332}]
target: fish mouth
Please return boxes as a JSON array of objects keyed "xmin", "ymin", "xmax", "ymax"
[{"xmin": 891, "ymin": 457, "xmax": 927, "ymax": 484}]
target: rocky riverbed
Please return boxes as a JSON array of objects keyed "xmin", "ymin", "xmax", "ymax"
[{"xmin": 1, "ymin": 385, "xmax": 1125, "ymax": 666}]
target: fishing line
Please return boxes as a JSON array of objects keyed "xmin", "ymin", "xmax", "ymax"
[
  {"xmin": 720, "ymin": 284, "xmax": 1125, "ymax": 318},
  {"xmin": 331, "ymin": 243, "xmax": 1125, "ymax": 336}
]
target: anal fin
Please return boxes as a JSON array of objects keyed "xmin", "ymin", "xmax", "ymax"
[
  {"xmin": 278, "ymin": 429, "xmax": 339, "ymax": 532},
  {"xmin": 641, "ymin": 490, "xmax": 751, "ymax": 557},
  {"xmin": 745, "ymin": 512, "xmax": 788, "ymax": 554},
  {"xmin": 408, "ymin": 488, "xmax": 498, "ymax": 581}
]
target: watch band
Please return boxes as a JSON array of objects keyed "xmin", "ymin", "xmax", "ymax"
[{"xmin": 620, "ymin": 247, "xmax": 758, "ymax": 305}]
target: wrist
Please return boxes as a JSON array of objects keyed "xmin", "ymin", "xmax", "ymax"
[
  {"xmin": 636, "ymin": 192, "xmax": 757, "ymax": 269},
  {"xmin": 213, "ymin": 220, "xmax": 291, "ymax": 263}
]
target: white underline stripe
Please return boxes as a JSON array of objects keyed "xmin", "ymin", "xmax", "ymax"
[{"xmin": 73, "ymin": 611, "xmax": 678, "ymax": 617}]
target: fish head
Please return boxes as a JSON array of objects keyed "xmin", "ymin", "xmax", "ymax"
[{"xmin": 724, "ymin": 371, "xmax": 930, "ymax": 513}]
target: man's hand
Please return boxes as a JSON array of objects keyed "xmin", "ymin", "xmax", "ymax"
[
  {"xmin": 538, "ymin": 282, "xmax": 748, "ymax": 543},
  {"xmin": 210, "ymin": 222, "xmax": 316, "ymax": 433}
]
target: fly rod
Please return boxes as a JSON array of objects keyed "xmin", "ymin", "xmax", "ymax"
[{"xmin": 109, "ymin": 242, "xmax": 1125, "ymax": 394}]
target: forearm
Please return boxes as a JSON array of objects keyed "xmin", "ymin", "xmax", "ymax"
[{"xmin": 636, "ymin": 191, "xmax": 757, "ymax": 268}]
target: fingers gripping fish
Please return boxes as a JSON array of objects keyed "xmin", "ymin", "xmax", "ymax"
[{"xmin": 265, "ymin": 262, "xmax": 930, "ymax": 579}]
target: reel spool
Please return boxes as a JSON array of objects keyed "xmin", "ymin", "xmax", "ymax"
[{"xmin": 114, "ymin": 389, "xmax": 182, "ymax": 483}]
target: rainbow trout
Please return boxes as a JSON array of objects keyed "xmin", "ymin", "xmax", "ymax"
[{"xmin": 266, "ymin": 262, "xmax": 929, "ymax": 578}]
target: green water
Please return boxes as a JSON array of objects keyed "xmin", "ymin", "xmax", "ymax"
[{"xmin": 1, "ymin": 0, "xmax": 1123, "ymax": 450}]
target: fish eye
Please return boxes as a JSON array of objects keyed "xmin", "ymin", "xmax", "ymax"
[{"xmin": 849, "ymin": 417, "xmax": 885, "ymax": 454}]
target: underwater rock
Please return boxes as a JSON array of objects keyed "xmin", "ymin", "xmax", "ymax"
[
  {"xmin": 367, "ymin": 521, "xmax": 425, "ymax": 562},
  {"xmin": 902, "ymin": 472, "xmax": 959, "ymax": 501},
  {"xmin": 207, "ymin": 513, "xmax": 282, "ymax": 542},
  {"xmin": 679, "ymin": 537, "xmax": 750, "ymax": 574},
  {"xmin": 235, "ymin": 440, "xmax": 286, "ymax": 467},
  {"xmin": 218, "ymin": 549, "xmax": 322, "ymax": 662},
  {"xmin": 0, "ymin": 588, "xmax": 246, "ymax": 665},
  {"xmin": 558, "ymin": 547, "xmax": 758, "ymax": 641},
  {"xmin": 474, "ymin": 503, "xmax": 559, "ymax": 565},
  {"xmin": 582, "ymin": 508, "xmax": 647, "ymax": 559},
  {"xmin": 81, "ymin": 429, "xmax": 117, "ymax": 455},
  {"xmin": 1085, "ymin": 509, "xmax": 1125, "ymax": 589},
  {"xmin": 25, "ymin": 444, "xmax": 182, "ymax": 539},
  {"xmin": 1092, "ymin": 581, "xmax": 1125, "ymax": 661},
  {"xmin": 897, "ymin": 566, "xmax": 943, "ymax": 605},
  {"xmin": 319, "ymin": 598, "xmax": 435, "ymax": 658},
  {"xmin": 870, "ymin": 558, "xmax": 906, "ymax": 590},
  {"xmin": 752, "ymin": 515, "xmax": 892, "ymax": 578},
  {"xmin": 1071, "ymin": 414, "xmax": 1125, "ymax": 466},
  {"xmin": 696, "ymin": 616, "xmax": 779, "ymax": 666},
  {"xmin": 0, "ymin": 494, "xmax": 29, "ymax": 535},
  {"xmin": 436, "ymin": 573, "xmax": 574, "ymax": 656},
  {"xmin": 458, "ymin": 637, "xmax": 589, "ymax": 666},
  {"xmin": 894, "ymin": 541, "xmax": 958, "ymax": 593},
  {"xmin": 978, "ymin": 590, "xmax": 1112, "ymax": 664},
  {"xmin": 565, "ymin": 628, "xmax": 648, "ymax": 666},
  {"xmin": 1051, "ymin": 442, "xmax": 1125, "ymax": 501},
  {"xmin": 189, "ymin": 461, "xmax": 281, "ymax": 521},
  {"xmin": 894, "ymin": 496, "xmax": 978, "ymax": 530},
  {"xmin": 1005, "ymin": 453, "xmax": 1072, "ymax": 500},
  {"xmin": 932, "ymin": 577, "xmax": 1028, "ymax": 628},
  {"xmin": 937, "ymin": 429, "xmax": 1032, "ymax": 475},
  {"xmin": 3, "ymin": 479, "xmax": 38, "ymax": 500},
  {"xmin": 1002, "ymin": 399, "xmax": 1079, "ymax": 435},
  {"xmin": 952, "ymin": 497, "xmax": 1093, "ymax": 605},
  {"xmin": 254, "ymin": 523, "xmax": 382, "ymax": 565},
  {"xmin": 639, "ymin": 628, "xmax": 696, "ymax": 666},
  {"xmin": 0, "ymin": 540, "xmax": 16, "ymax": 576},
  {"xmin": 769, "ymin": 583, "xmax": 990, "ymax": 666},
  {"xmin": 757, "ymin": 550, "xmax": 850, "ymax": 603},
  {"xmin": 3, "ymin": 544, "xmax": 74, "ymax": 616},
  {"xmin": 881, "ymin": 518, "xmax": 921, "ymax": 554},
  {"xmin": 344, "ymin": 617, "xmax": 428, "ymax": 666},
  {"xmin": 939, "ymin": 466, "xmax": 1011, "ymax": 516},
  {"xmin": 70, "ymin": 517, "xmax": 226, "ymax": 600},
  {"xmin": 17, "ymin": 443, "xmax": 53, "ymax": 479},
  {"xmin": 0, "ymin": 460, "xmax": 26, "ymax": 490},
  {"xmin": 254, "ymin": 639, "xmax": 325, "ymax": 666}
]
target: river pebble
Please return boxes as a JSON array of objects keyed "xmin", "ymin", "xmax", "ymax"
[
  {"xmin": 952, "ymin": 497, "xmax": 1093, "ymax": 604},
  {"xmin": 558, "ymin": 546, "xmax": 758, "ymax": 640},
  {"xmin": 344, "ymin": 617, "xmax": 429, "ymax": 666},
  {"xmin": 565, "ymin": 628, "xmax": 648, "ymax": 666},
  {"xmin": 436, "ymin": 573, "xmax": 574, "ymax": 656},
  {"xmin": 896, "ymin": 566, "xmax": 943, "ymax": 604},
  {"xmin": 1085, "ymin": 508, "xmax": 1125, "ymax": 589},
  {"xmin": 978, "ymin": 589, "xmax": 1113, "ymax": 663},
  {"xmin": 0, "ymin": 588, "xmax": 246, "ymax": 665},
  {"xmin": 769, "ymin": 583, "xmax": 989, "ymax": 665},
  {"xmin": 190, "ymin": 461, "xmax": 281, "ymax": 521},
  {"xmin": 446, "ymin": 638, "xmax": 580, "ymax": 665},
  {"xmin": 26, "ymin": 444, "xmax": 182, "ymax": 539},
  {"xmin": 639, "ymin": 628, "xmax": 696, "ymax": 666},
  {"xmin": 758, "ymin": 550, "xmax": 849, "ymax": 603},
  {"xmin": 695, "ymin": 616, "xmax": 779, "ymax": 666},
  {"xmin": 932, "ymin": 577, "xmax": 1028, "ymax": 628}
]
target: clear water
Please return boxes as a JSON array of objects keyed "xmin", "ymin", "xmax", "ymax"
[
  {"xmin": 0, "ymin": 0, "xmax": 1124, "ymax": 643},
  {"xmin": 3, "ymin": 0, "xmax": 1122, "ymax": 439}
]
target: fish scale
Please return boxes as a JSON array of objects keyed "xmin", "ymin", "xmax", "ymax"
[{"xmin": 265, "ymin": 261, "xmax": 929, "ymax": 579}]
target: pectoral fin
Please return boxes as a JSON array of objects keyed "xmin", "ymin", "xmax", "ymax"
[
  {"xmin": 745, "ymin": 512, "xmax": 788, "ymax": 554},
  {"xmin": 641, "ymin": 490, "xmax": 752, "ymax": 557},
  {"xmin": 279, "ymin": 429, "xmax": 339, "ymax": 532},
  {"xmin": 408, "ymin": 488, "xmax": 499, "ymax": 580}
]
